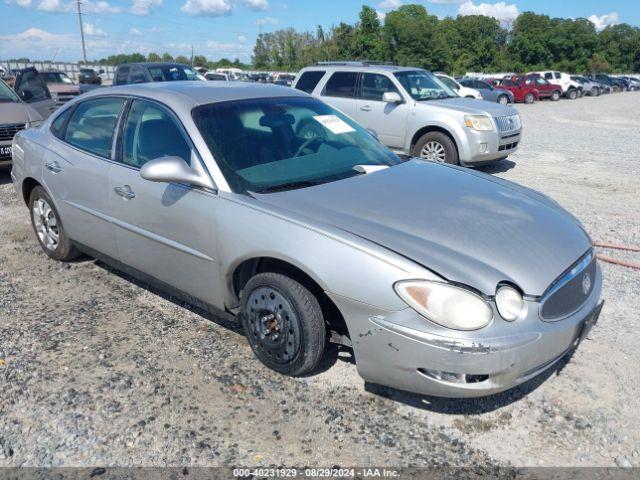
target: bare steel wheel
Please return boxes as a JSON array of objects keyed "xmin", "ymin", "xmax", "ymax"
[
  {"xmin": 240, "ymin": 272, "xmax": 326, "ymax": 376},
  {"xmin": 413, "ymin": 131, "xmax": 458, "ymax": 165},
  {"xmin": 29, "ymin": 185, "xmax": 80, "ymax": 261}
]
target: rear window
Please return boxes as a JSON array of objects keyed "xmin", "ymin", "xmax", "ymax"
[
  {"xmin": 115, "ymin": 66, "xmax": 130, "ymax": 85},
  {"xmin": 323, "ymin": 72, "xmax": 358, "ymax": 98},
  {"xmin": 294, "ymin": 71, "xmax": 325, "ymax": 94}
]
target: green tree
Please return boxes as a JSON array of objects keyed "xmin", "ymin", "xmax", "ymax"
[
  {"xmin": 161, "ymin": 52, "xmax": 174, "ymax": 62},
  {"xmin": 147, "ymin": 52, "xmax": 161, "ymax": 62},
  {"xmin": 352, "ymin": 5, "xmax": 386, "ymax": 61}
]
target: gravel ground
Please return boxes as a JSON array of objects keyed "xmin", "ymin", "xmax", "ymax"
[{"xmin": 0, "ymin": 92, "xmax": 639, "ymax": 469}]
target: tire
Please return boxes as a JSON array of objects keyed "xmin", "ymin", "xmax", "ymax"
[
  {"xmin": 240, "ymin": 272, "xmax": 326, "ymax": 377},
  {"xmin": 29, "ymin": 186, "xmax": 80, "ymax": 262},
  {"xmin": 497, "ymin": 94, "xmax": 509, "ymax": 105},
  {"xmin": 465, "ymin": 95, "xmax": 475, "ymax": 99},
  {"xmin": 567, "ymin": 89, "xmax": 577, "ymax": 100},
  {"xmin": 551, "ymin": 90, "xmax": 561, "ymax": 101},
  {"xmin": 591, "ymin": 87, "xmax": 600, "ymax": 97},
  {"xmin": 613, "ymin": 85, "xmax": 620, "ymax": 93},
  {"xmin": 412, "ymin": 131, "xmax": 459, "ymax": 165},
  {"xmin": 524, "ymin": 92, "xmax": 535, "ymax": 104}
]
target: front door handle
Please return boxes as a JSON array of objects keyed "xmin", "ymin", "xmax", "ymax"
[
  {"xmin": 45, "ymin": 161, "xmax": 61, "ymax": 173},
  {"xmin": 360, "ymin": 105, "xmax": 372, "ymax": 112},
  {"xmin": 114, "ymin": 185, "xmax": 136, "ymax": 200}
]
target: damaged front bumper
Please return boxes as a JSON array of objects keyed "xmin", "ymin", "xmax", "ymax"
[{"xmin": 328, "ymin": 264, "xmax": 602, "ymax": 398}]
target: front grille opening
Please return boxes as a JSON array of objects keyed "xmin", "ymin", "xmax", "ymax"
[
  {"xmin": 417, "ymin": 368, "xmax": 489, "ymax": 384},
  {"xmin": 498, "ymin": 141, "xmax": 518, "ymax": 151}
]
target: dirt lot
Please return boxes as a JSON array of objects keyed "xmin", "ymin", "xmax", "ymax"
[{"xmin": 1, "ymin": 92, "xmax": 639, "ymax": 468}]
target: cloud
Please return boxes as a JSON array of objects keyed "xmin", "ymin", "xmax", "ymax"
[
  {"xmin": 588, "ymin": 12, "xmax": 619, "ymax": 31},
  {"xmin": 255, "ymin": 16, "xmax": 278, "ymax": 26},
  {"xmin": 34, "ymin": 0, "xmax": 120, "ymax": 13},
  {"xmin": 0, "ymin": 27, "xmax": 77, "ymax": 56},
  {"xmin": 376, "ymin": 10, "xmax": 386, "ymax": 22},
  {"xmin": 239, "ymin": 0, "xmax": 268, "ymax": 10},
  {"xmin": 377, "ymin": 0, "xmax": 400, "ymax": 7},
  {"xmin": 130, "ymin": 27, "xmax": 143, "ymax": 35},
  {"xmin": 428, "ymin": 0, "xmax": 465, "ymax": 4},
  {"xmin": 5, "ymin": 0, "xmax": 33, "ymax": 7},
  {"xmin": 84, "ymin": 22, "xmax": 106, "ymax": 36},
  {"xmin": 237, "ymin": 34, "xmax": 246, "ymax": 42},
  {"xmin": 180, "ymin": 0, "xmax": 231, "ymax": 16},
  {"xmin": 457, "ymin": 1, "xmax": 519, "ymax": 26},
  {"xmin": 131, "ymin": 0, "xmax": 161, "ymax": 14}
]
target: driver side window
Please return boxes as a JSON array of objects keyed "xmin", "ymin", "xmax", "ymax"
[{"xmin": 120, "ymin": 100, "xmax": 191, "ymax": 168}]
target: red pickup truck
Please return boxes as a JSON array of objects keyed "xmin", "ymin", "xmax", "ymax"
[{"xmin": 489, "ymin": 75, "xmax": 562, "ymax": 104}]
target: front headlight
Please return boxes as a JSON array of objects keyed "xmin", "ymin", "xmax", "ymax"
[
  {"xmin": 495, "ymin": 285, "xmax": 525, "ymax": 321},
  {"xmin": 394, "ymin": 280, "xmax": 493, "ymax": 330},
  {"xmin": 464, "ymin": 115, "xmax": 494, "ymax": 131}
]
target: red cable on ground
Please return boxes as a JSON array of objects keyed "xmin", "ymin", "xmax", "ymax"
[
  {"xmin": 596, "ymin": 254, "xmax": 640, "ymax": 270},
  {"xmin": 593, "ymin": 242, "xmax": 640, "ymax": 270},
  {"xmin": 593, "ymin": 242, "xmax": 640, "ymax": 253}
]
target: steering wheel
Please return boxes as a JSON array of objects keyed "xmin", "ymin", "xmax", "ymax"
[{"xmin": 293, "ymin": 136, "xmax": 324, "ymax": 158}]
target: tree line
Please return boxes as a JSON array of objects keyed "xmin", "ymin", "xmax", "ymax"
[{"xmin": 252, "ymin": 4, "xmax": 640, "ymax": 74}]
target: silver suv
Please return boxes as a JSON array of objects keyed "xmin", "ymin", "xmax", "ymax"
[{"xmin": 293, "ymin": 62, "xmax": 522, "ymax": 166}]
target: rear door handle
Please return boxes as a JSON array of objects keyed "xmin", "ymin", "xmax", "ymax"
[
  {"xmin": 360, "ymin": 105, "xmax": 372, "ymax": 112},
  {"xmin": 114, "ymin": 185, "xmax": 136, "ymax": 200},
  {"xmin": 45, "ymin": 161, "xmax": 61, "ymax": 173}
]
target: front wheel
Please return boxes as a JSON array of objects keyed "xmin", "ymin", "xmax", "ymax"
[
  {"xmin": 412, "ymin": 131, "xmax": 459, "ymax": 165},
  {"xmin": 497, "ymin": 94, "xmax": 509, "ymax": 105},
  {"xmin": 524, "ymin": 92, "xmax": 535, "ymax": 104},
  {"xmin": 612, "ymin": 85, "xmax": 620, "ymax": 93},
  {"xmin": 592, "ymin": 87, "xmax": 600, "ymax": 96},
  {"xmin": 29, "ymin": 186, "xmax": 80, "ymax": 261},
  {"xmin": 551, "ymin": 90, "xmax": 561, "ymax": 101},
  {"xmin": 240, "ymin": 272, "xmax": 326, "ymax": 376},
  {"xmin": 567, "ymin": 89, "xmax": 578, "ymax": 100}
]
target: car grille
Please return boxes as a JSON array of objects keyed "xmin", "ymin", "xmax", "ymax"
[
  {"xmin": 494, "ymin": 114, "xmax": 521, "ymax": 133},
  {"xmin": 0, "ymin": 123, "xmax": 26, "ymax": 142},
  {"xmin": 540, "ymin": 251, "xmax": 597, "ymax": 320}
]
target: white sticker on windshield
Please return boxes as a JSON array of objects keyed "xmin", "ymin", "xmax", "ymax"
[{"xmin": 312, "ymin": 115, "xmax": 355, "ymax": 134}]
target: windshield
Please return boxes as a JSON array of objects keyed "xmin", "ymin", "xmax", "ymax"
[
  {"xmin": 0, "ymin": 79, "xmax": 20, "ymax": 102},
  {"xmin": 147, "ymin": 65, "xmax": 203, "ymax": 82},
  {"xmin": 41, "ymin": 72, "xmax": 74, "ymax": 84},
  {"xmin": 193, "ymin": 96, "xmax": 400, "ymax": 193},
  {"xmin": 394, "ymin": 70, "xmax": 458, "ymax": 100}
]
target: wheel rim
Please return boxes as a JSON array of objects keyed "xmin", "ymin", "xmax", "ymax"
[
  {"xmin": 420, "ymin": 141, "xmax": 446, "ymax": 162},
  {"xmin": 245, "ymin": 286, "xmax": 301, "ymax": 365},
  {"xmin": 498, "ymin": 96, "xmax": 508, "ymax": 104},
  {"xmin": 32, "ymin": 197, "xmax": 59, "ymax": 251},
  {"xmin": 525, "ymin": 94, "xmax": 533, "ymax": 103}
]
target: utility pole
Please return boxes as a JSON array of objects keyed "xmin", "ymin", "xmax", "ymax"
[
  {"xmin": 76, "ymin": 0, "xmax": 87, "ymax": 65},
  {"xmin": 190, "ymin": 44, "xmax": 194, "ymax": 66}
]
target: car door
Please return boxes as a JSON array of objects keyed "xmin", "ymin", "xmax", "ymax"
[
  {"xmin": 353, "ymin": 73, "xmax": 408, "ymax": 149},
  {"xmin": 108, "ymin": 98, "xmax": 222, "ymax": 306},
  {"xmin": 42, "ymin": 96, "xmax": 126, "ymax": 258},
  {"xmin": 319, "ymin": 71, "xmax": 359, "ymax": 118},
  {"xmin": 14, "ymin": 69, "xmax": 56, "ymax": 119}
]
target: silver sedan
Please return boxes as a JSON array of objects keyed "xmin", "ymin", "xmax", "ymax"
[{"xmin": 10, "ymin": 82, "xmax": 603, "ymax": 398}]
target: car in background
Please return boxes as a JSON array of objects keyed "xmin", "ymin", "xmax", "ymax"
[
  {"xmin": 10, "ymin": 67, "xmax": 56, "ymax": 119},
  {"xmin": 530, "ymin": 71, "xmax": 582, "ymax": 99},
  {"xmin": 570, "ymin": 76, "xmax": 602, "ymax": 96},
  {"xmin": 113, "ymin": 63, "xmax": 205, "ymax": 85},
  {"xmin": 294, "ymin": 63, "xmax": 521, "ymax": 166},
  {"xmin": 272, "ymin": 73, "xmax": 296, "ymax": 87},
  {"xmin": 78, "ymin": 68, "xmax": 103, "ymax": 85},
  {"xmin": 617, "ymin": 76, "xmax": 640, "ymax": 90},
  {"xmin": 435, "ymin": 73, "xmax": 482, "ymax": 99},
  {"xmin": 459, "ymin": 78, "xmax": 514, "ymax": 104},
  {"xmin": 205, "ymin": 71, "xmax": 230, "ymax": 81},
  {"xmin": 40, "ymin": 70, "xmax": 82, "ymax": 105},
  {"xmin": 11, "ymin": 81, "xmax": 602, "ymax": 398},
  {"xmin": 588, "ymin": 74, "xmax": 623, "ymax": 93},
  {"xmin": 0, "ymin": 78, "xmax": 43, "ymax": 167},
  {"xmin": 489, "ymin": 76, "xmax": 541, "ymax": 104},
  {"xmin": 522, "ymin": 74, "xmax": 563, "ymax": 101}
]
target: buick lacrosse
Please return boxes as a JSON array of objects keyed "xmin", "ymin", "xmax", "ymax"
[{"xmin": 11, "ymin": 82, "xmax": 603, "ymax": 397}]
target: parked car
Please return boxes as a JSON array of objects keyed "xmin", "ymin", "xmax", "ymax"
[
  {"xmin": 530, "ymin": 71, "xmax": 582, "ymax": 99},
  {"xmin": 40, "ymin": 70, "xmax": 82, "ymax": 105},
  {"xmin": 435, "ymin": 73, "xmax": 482, "ymax": 99},
  {"xmin": 570, "ymin": 76, "xmax": 602, "ymax": 96},
  {"xmin": 489, "ymin": 77, "xmax": 539, "ymax": 104},
  {"xmin": 78, "ymin": 68, "xmax": 103, "ymax": 85},
  {"xmin": 459, "ymin": 78, "xmax": 514, "ymax": 104},
  {"xmin": 522, "ymin": 74, "xmax": 564, "ymax": 100},
  {"xmin": 205, "ymin": 72, "xmax": 230, "ymax": 81},
  {"xmin": 113, "ymin": 63, "xmax": 204, "ymax": 85},
  {"xmin": 0, "ymin": 78, "xmax": 43, "ymax": 167},
  {"xmin": 11, "ymin": 81, "xmax": 603, "ymax": 398},
  {"xmin": 588, "ymin": 74, "xmax": 623, "ymax": 93},
  {"xmin": 272, "ymin": 73, "xmax": 296, "ymax": 86},
  {"xmin": 294, "ymin": 63, "xmax": 521, "ymax": 166},
  {"xmin": 613, "ymin": 77, "xmax": 632, "ymax": 91},
  {"xmin": 10, "ymin": 67, "xmax": 56, "ymax": 119},
  {"xmin": 618, "ymin": 76, "xmax": 640, "ymax": 90}
]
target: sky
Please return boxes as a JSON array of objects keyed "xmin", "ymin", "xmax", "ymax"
[{"xmin": 0, "ymin": 0, "xmax": 638, "ymax": 63}]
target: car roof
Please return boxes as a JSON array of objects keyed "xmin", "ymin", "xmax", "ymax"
[
  {"xmin": 300, "ymin": 64, "xmax": 423, "ymax": 75},
  {"xmin": 75, "ymin": 81, "xmax": 308, "ymax": 116},
  {"xmin": 117, "ymin": 62, "xmax": 192, "ymax": 69}
]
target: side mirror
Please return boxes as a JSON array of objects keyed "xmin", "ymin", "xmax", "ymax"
[
  {"xmin": 140, "ymin": 156, "xmax": 215, "ymax": 190},
  {"xmin": 382, "ymin": 91, "xmax": 403, "ymax": 103}
]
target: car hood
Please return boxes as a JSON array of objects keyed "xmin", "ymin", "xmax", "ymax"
[
  {"xmin": 0, "ymin": 101, "xmax": 42, "ymax": 124},
  {"xmin": 256, "ymin": 160, "xmax": 591, "ymax": 296},
  {"xmin": 417, "ymin": 97, "xmax": 517, "ymax": 117}
]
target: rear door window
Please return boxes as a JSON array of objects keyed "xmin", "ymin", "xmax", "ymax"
[
  {"xmin": 323, "ymin": 72, "xmax": 358, "ymax": 98},
  {"xmin": 50, "ymin": 107, "xmax": 74, "ymax": 139},
  {"xmin": 64, "ymin": 97, "xmax": 125, "ymax": 158},
  {"xmin": 544, "ymin": 72, "xmax": 553, "ymax": 80},
  {"xmin": 294, "ymin": 71, "xmax": 325, "ymax": 93},
  {"xmin": 115, "ymin": 66, "xmax": 130, "ymax": 85},
  {"xmin": 130, "ymin": 66, "xmax": 147, "ymax": 84}
]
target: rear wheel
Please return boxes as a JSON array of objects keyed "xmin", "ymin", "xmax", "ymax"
[
  {"xmin": 524, "ymin": 92, "xmax": 535, "ymax": 104},
  {"xmin": 497, "ymin": 94, "xmax": 509, "ymax": 105},
  {"xmin": 566, "ymin": 89, "xmax": 577, "ymax": 100},
  {"xmin": 613, "ymin": 85, "xmax": 621, "ymax": 93},
  {"xmin": 413, "ymin": 131, "xmax": 459, "ymax": 165},
  {"xmin": 240, "ymin": 272, "xmax": 326, "ymax": 376},
  {"xmin": 551, "ymin": 90, "xmax": 561, "ymax": 101},
  {"xmin": 591, "ymin": 87, "xmax": 600, "ymax": 96},
  {"xmin": 29, "ymin": 186, "xmax": 80, "ymax": 261}
]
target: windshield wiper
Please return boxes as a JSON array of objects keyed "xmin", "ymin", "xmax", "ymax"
[{"xmin": 252, "ymin": 180, "xmax": 324, "ymax": 194}]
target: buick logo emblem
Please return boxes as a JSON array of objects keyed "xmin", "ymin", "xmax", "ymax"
[{"xmin": 582, "ymin": 273, "xmax": 591, "ymax": 295}]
